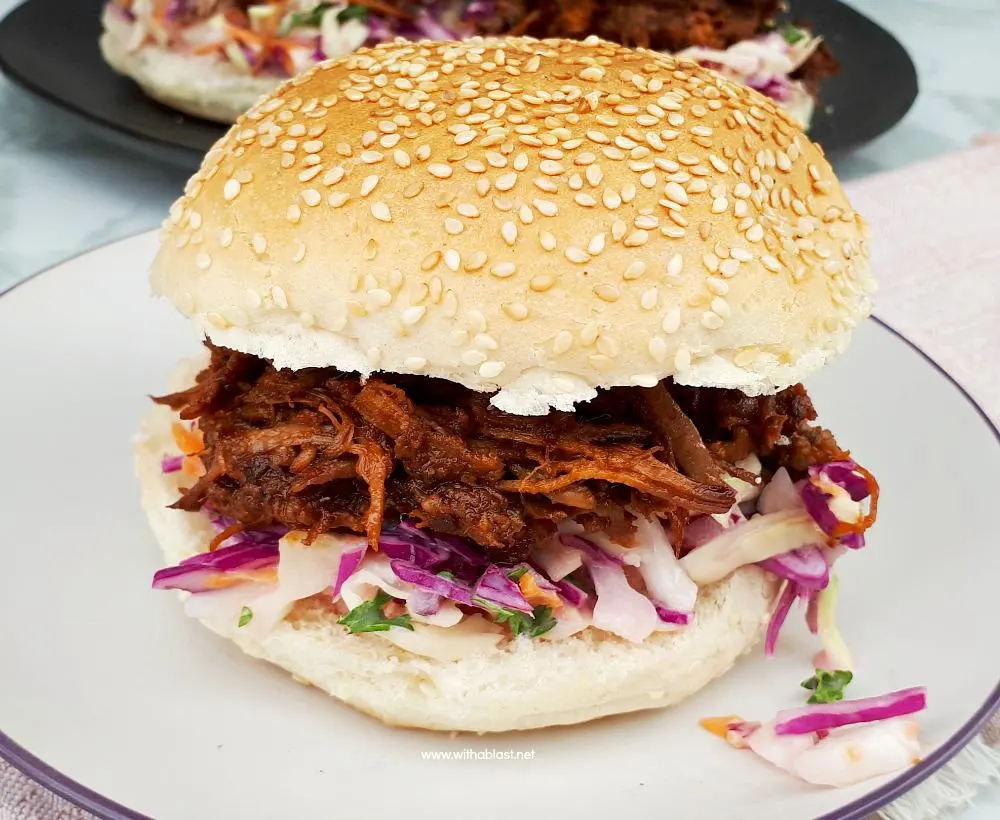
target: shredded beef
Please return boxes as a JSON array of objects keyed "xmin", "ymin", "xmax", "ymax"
[
  {"xmin": 489, "ymin": 0, "xmax": 838, "ymax": 97},
  {"xmin": 156, "ymin": 344, "xmax": 844, "ymax": 561}
]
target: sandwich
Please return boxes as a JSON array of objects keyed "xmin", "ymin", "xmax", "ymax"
[
  {"xmin": 101, "ymin": 1, "xmax": 835, "ymax": 125},
  {"xmin": 137, "ymin": 35, "xmax": 878, "ymax": 733}
]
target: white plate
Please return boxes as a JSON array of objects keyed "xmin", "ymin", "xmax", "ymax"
[{"xmin": 1, "ymin": 232, "xmax": 998, "ymax": 820}]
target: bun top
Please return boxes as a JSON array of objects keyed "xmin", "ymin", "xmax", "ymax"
[{"xmin": 153, "ymin": 36, "xmax": 874, "ymax": 414}]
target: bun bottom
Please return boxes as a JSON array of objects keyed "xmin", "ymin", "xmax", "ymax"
[
  {"xmin": 134, "ymin": 362, "xmax": 780, "ymax": 733},
  {"xmin": 100, "ymin": 11, "xmax": 281, "ymax": 123}
]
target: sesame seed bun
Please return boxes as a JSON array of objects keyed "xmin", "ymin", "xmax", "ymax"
[
  {"xmin": 152, "ymin": 36, "xmax": 874, "ymax": 414},
  {"xmin": 100, "ymin": 7, "xmax": 278, "ymax": 124},
  {"xmin": 135, "ymin": 360, "xmax": 780, "ymax": 732}
]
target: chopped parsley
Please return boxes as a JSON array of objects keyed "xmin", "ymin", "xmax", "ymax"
[
  {"xmin": 280, "ymin": 3, "xmax": 368, "ymax": 35},
  {"xmin": 336, "ymin": 4, "xmax": 370, "ymax": 24},
  {"xmin": 781, "ymin": 23, "xmax": 808, "ymax": 45},
  {"xmin": 506, "ymin": 566, "xmax": 529, "ymax": 582},
  {"xmin": 475, "ymin": 599, "xmax": 557, "ymax": 639},
  {"xmin": 801, "ymin": 669, "xmax": 854, "ymax": 704},
  {"xmin": 237, "ymin": 606, "xmax": 253, "ymax": 628},
  {"xmin": 436, "ymin": 570, "xmax": 456, "ymax": 580},
  {"xmin": 338, "ymin": 590, "xmax": 413, "ymax": 634}
]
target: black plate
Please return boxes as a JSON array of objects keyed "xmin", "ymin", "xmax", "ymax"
[{"xmin": 0, "ymin": 0, "xmax": 917, "ymax": 168}]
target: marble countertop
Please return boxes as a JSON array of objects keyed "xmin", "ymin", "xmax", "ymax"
[{"xmin": 1, "ymin": 0, "xmax": 998, "ymax": 816}]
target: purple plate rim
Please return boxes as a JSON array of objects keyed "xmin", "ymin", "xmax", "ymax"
[{"xmin": 0, "ymin": 237, "xmax": 996, "ymax": 820}]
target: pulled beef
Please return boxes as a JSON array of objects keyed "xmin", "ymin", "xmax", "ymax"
[{"xmin": 157, "ymin": 344, "xmax": 844, "ymax": 561}]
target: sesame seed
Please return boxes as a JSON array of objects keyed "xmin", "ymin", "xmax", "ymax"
[
  {"xmin": 711, "ymin": 297, "xmax": 731, "ymax": 318},
  {"xmin": 195, "ymin": 251, "xmax": 211, "ymax": 270},
  {"xmin": 271, "ymin": 286, "xmax": 288, "ymax": 309},
  {"xmin": 674, "ymin": 346, "xmax": 691, "ymax": 370},
  {"xmin": 746, "ymin": 223, "xmax": 765, "ymax": 242},
  {"xmin": 495, "ymin": 173, "xmax": 517, "ymax": 191},
  {"xmin": 421, "ymin": 251, "xmax": 442, "ymax": 271},
  {"xmin": 664, "ymin": 182, "xmax": 688, "ymax": 205},
  {"xmin": 603, "ymin": 188, "xmax": 622, "ymax": 209},
  {"xmin": 588, "ymin": 233, "xmax": 607, "ymax": 255},
  {"xmin": 205, "ymin": 311, "xmax": 228, "ymax": 330},
  {"xmin": 501, "ymin": 221, "xmax": 518, "ymax": 245},
  {"xmin": 301, "ymin": 189, "xmax": 321, "ymax": 207},
  {"xmin": 595, "ymin": 284, "xmax": 620, "ymax": 302},
  {"xmin": 585, "ymin": 165, "xmax": 604, "ymax": 187},
  {"xmin": 223, "ymin": 179, "xmax": 241, "ymax": 201},
  {"xmin": 648, "ymin": 336, "xmax": 668, "ymax": 362},
  {"xmin": 661, "ymin": 307, "xmax": 681, "ymax": 334},
  {"xmin": 443, "ymin": 249, "xmax": 461, "ymax": 271},
  {"xmin": 444, "ymin": 218, "xmax": 464, "ymax": 235},
  {"xmin": 393, "ymin": 149, "xmax": 411, "ymax": 168},
  {"xmin": 457, "ymin": 203, "xmax": 479, "ymax": 218},
  {"xmin": 462, "ymin": 349, "xmax": 488, "ymax": 366},
  {"xmin": 596, "ymin": 335, "xmax": 619, "ymax": 357},
  {"xmin": 565, "ymin": 246, "xmax": 590, "ymax": 264},
  {"xmin": 701, "ymin": 312, "xmax": 723, "ymax": 330},
  {"xmin": 706, "ymin": 276, "xmax": 729, "ymax": 296},
  {"xmin": 323, "ymin": 167, "xmax": 345, "ymax": 186},
  {"xmin": 479, "ymin": 361, "xmax": 506, "ymax": 379},
  {"xmin": 219, "ymin": 227, "xmax": 234, "ymax": 248},
  {"xmin": 552, "ymin": 331, "xmax": 573, "ymax": 355},
  {"xmin": 402, "ymin": 305, "xmax": 426, "ymax": 326},
  {"xmin": 762, "ymin": 254, "xmax": 781, "ymax": 272},
  {"xmin": 640, "ymin": 287, "xmax": 659, "ymax": 310},
  {"xmin": 491, "ymin": 262, "xmax": 517, "ymax": 278},
  {"xmin": 251, "ymin": 233, "xmax": 267, "ymax": 255},
  {"xmin": 623, "ymin": 230, "xmax": 649, "ymax": 247},
  {"xmin": 533, "ymin": 198, "xmax": 558, "ymax": 217},
  {"xmin": 465, "ymin": 251, "xmax": 488, "ymax": 271},
  {"xmin": 328, "ymin": 192, "xmax": 350, "ymax": 208},
  {"xmin": 428, "ymin": 163, "xmax": 453, "ymax": 179},
  {"xmin": 612, "ymin": 219, "xmax": 627, "ymax": 241},
  {"xmin": 539, "ymin": 231, "xmax": 557, "ymax": 251},
  {"xmin": 631, "ymin": 373, "xmax": 659, "ymax": 388},
  {"xmin": 361, "ymin": 175, "xmax": 380, "ymax": 197},
  {"xmin": 530, "ymin": 274, "xmax": 556, "ymax": 292},
  {"xmin": 404, "ymin": 357, "xmax": 428, "ymax": 371},
  {"xmin": 622, "ymin": 183, "xmax": 637, "ymax": 203}
]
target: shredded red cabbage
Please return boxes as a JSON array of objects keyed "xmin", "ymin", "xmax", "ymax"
[
  {"xmin": 389, "ymin": 560, "xmax": 475, "ymax": 606},
  {"xmin": 774, "ymin": 688, "xmax": 928, "ymax": 735},
  {"xmin": 758, "ymin": 546, "xmax": 829, "ymax": 590},
  {"xmin": 161, "ymin": 454, "xmax": 184, "ymax": 473},
  {"xmin": 764, "ymin": 582, "xmax": 799, "ymax": 656},
  {"xmin": 333, "ymin": 542, "xmax": 366, "ymax": 598},
  {"xmin": 473, "ymin": 565, "xmax": 534, "ymax": 614},
  {"xmin": 654, "ymin": 604, "xmax": 691, "ymax": 625},
  {"xmin": 153, "ymin": 543, "xmax": 279, "ymax": 593}
]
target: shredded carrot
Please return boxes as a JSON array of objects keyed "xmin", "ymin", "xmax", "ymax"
[
  {"xmin": 181, "ymin": 455, "xmax": 206, "ymax": 479},
  {"xmin": 171, "ymin": 422, "xmax": 204, "ymax": 455},
  {"xmin": 208, "ymin": 522, "xmax": 245, "ymax": 552},
  {"xmin": 830, "ymin": 462, "xmax": 880, "ymax": 537},
  {"xmin": 518, "ymin": 573, "xmax": 562, "ymax": 609},
  {"xmin": 699, "ymin": 715, "xmax": 743, "ymax": 739},
  {"xmin": 192, "ymin": 42, "xmax": 224, "ymax": 56}
]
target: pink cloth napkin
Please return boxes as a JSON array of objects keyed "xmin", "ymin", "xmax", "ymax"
[{"xmin": 4, "ymin": 142, "xmax": 1000, "ymax": 820}]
